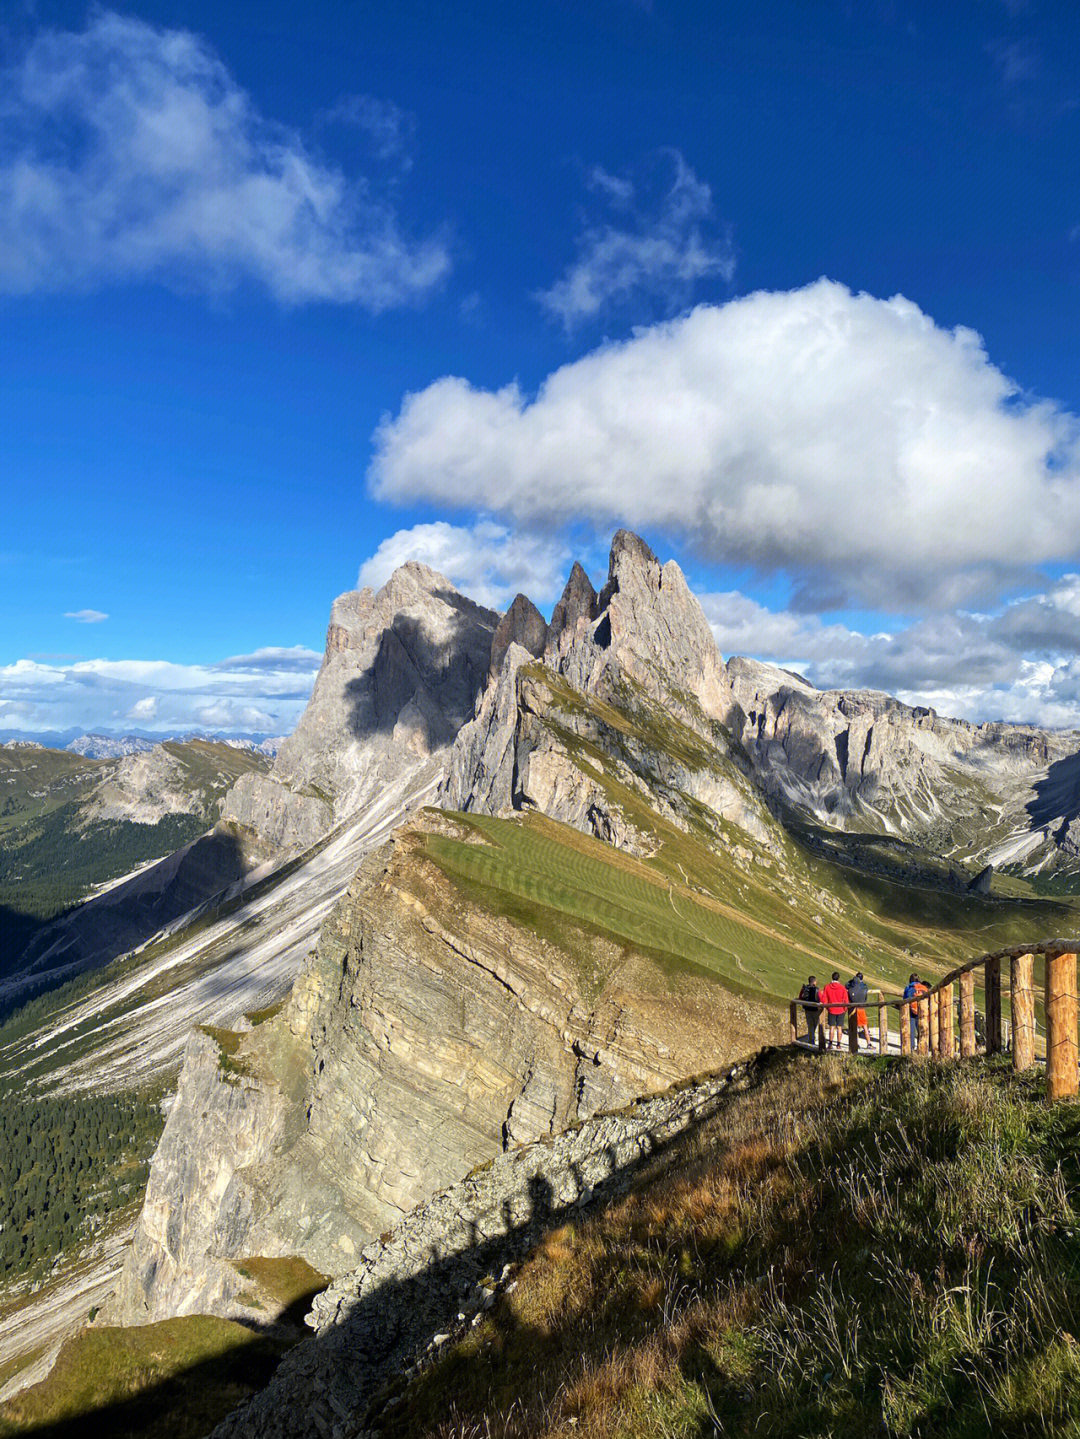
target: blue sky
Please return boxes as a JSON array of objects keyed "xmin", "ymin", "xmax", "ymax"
[{"xmin": 3, "ymin": 0, "xmax": 1080, "ymax": 736}]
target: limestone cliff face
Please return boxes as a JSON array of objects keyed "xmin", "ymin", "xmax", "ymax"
[
  {"xmin": 723, "ymin": 656, "xmax": 1080, "ymax": 872},
  {"xmin": 442, "ymin": 532, "xmax": 769, "ymax": 851},
  {"xmin": 112, "ymin": 812, "xmax": 773, "ymax": 1326},
  {"xmin": 223, "ymin": 564, "xmax": 499, "ymax": 853}
]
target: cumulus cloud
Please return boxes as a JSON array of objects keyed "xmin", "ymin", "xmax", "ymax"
[
  {"xmin": 0, "ymin": 648, "xmax": 318, "ymax": 736},
  {"xmin": 537, "ymin": 150, "xmax": 734, "ymax": 329},
  {"xmin": 64, "ymin": 609, "xmax": 108, "ymax": 623},
  {"xmin": 372, "ymin": 280, "xmax": 1080, "ymax": 612},
  {"xmin": 0, "ymin": 11, "xmax": 449, "ymax": 305},
  {"xmin": 702, "ymin": 573, "xmax": 1080, "ymax": 727},
  {"xmin": 358, "ymin": 520, "xmax": 576, "ymax": 610}
]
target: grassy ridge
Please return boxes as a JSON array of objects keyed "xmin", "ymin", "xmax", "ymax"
[
  {"xmin": 380, "ymin": 1051, "xmax": 1080, "ymax": 1439},
  {"xmin": 423, "ymin": 808, "xmax": 1080, "ymax": 1012}
]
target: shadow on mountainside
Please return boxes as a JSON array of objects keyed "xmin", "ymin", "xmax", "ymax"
[
  {"xmin": 0, "ymin": 828, "xmax": 250, "ymax": 1024},
  {"xmin": 0, "ymin": 903, "xmax": 45, "ymax": 985},
  {"xmin": 0, "ymin": 1064, "xmax": 744, "ymax": 1439},
  {"xmin": 344, "ymin": 595, "xmax": 496, "ymax": 752},
  {"xmin": 1027, "ymin": 750, "xmax": 1080, "ymax": 834}
]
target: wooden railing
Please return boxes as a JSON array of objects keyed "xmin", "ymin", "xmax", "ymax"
[{"xmin": 789, "ymin": 940, "xmax": 1080, "ymax": 1102}]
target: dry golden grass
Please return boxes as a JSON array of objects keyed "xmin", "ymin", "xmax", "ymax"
[{"xmin": 375, "ymin": 1050, "xmax": 1080, "ymax": 1439}]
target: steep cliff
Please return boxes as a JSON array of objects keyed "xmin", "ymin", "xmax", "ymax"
[
  {"xmin": 223, "ymin": 565, "xmax": 499, "ymax": 853},
  {"xmin": 723, "ymin": 656, "xmax": 1080, "ymax": 878},
  {"xmin": 111, "ymin": 810, "xmax": 780, "ymax": 1327}
]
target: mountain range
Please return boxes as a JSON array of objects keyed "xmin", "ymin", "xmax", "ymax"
[{"xmin": 3, "ymin": 530, "xmax": 1080, "ymax": 1430}]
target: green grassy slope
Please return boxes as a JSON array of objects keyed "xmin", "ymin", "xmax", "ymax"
[
  {"xmin": 0, "ymin": 740, "xmax": 270, "ymax": 980},
  {"xmin": 378, "ymin": 1049, "xmax": 1080, "ymax": 1439},
  {"xmin": 0, "ymin": 1315, "xmax": 292, "ymax": 1439}
]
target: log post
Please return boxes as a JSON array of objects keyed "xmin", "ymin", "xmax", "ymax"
[
  {"xmin": 818, "ymin": 1010, "xmax": 827, "ymax": 1051},
  {"xmin": 929, "ymin": 988, "xmax": 940, "ymax": 1056},
  {"xmin": 790, "ymin": 1001, "xmax": 798, "ymax": 1045},
  {"xmin": 985, "ymin": 957, "xmax": 1002, "ymax": 1054},
  {"xmin": 940, "ymin": 983, "xmax": 955, "ymax": 1060},
  {"xmin": 900, "ymin": 1002, "xmax": 911, "ymax": 1056},
  {"xmin": 917, "ymin": 994, "xmax": 930, "ymax": 1055},
  {"xmin": 1011, "ymin": 952, "xmax": 1035, "ymax": 1072},
  {"xmin": 878, "ymin": 1002, "xmax": 889, "ymax": 1055},
  {"xmin": 1046, "ymin": 951, "xmax": 1078, "ymax": 1102},
  {"xmin": 959, "ymin": 970, "xmax": 976, "ymax": 1058},
  {"xmin": 848, "ymin": 1008, "xmax": 859, "ymax": 1054}
]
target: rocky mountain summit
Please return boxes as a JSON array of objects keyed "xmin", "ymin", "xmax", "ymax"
[{"xmin": 223, "ymin": 565, "xmax": 499, "ymax": 853}]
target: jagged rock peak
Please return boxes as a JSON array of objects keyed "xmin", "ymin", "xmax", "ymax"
[
  {"xmin": 222, "ymin": 561, "xmax": 500, "ymax": 852},
  {"xmin": 490, "ymin": 593, "xmax": 548, "ymax": 677},
  {"xmin": 597, "ymin": 528, "xmax": 661, "ymax": 610},
  {"xmin": 546, "ymin": 561, "xmax": 598, "ymax": 662}
]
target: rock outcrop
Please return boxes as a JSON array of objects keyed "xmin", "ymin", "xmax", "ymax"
[
  {"xmin": 112, "ymin": 812, "xmax": 776, "ymax": 1327},
  {"xmin": 442, "ymin": 531, "xmax": 770, "ymax": 851},
  {"xmin": 211, "ymin": 1063, "xmax": 749, "ymax": 1439},
  {"xmin": 223, "ymin": 565, "xmax": 499, "ymax": 853},
  {"xmin": 722, "ymin": 656, "xmax": 1080, "ymax": 875}
]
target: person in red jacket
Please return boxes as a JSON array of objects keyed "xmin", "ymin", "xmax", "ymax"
[{"xmin": 820, "ymin": 971, "xmax": 849, "ymax": 1051}]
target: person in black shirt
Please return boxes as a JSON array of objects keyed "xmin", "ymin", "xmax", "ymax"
[
  {"xmin": 847, "ymin": 971, "xmax": 871, "ymax": 1051},
  {"xmin": 798, "ymin": 974, "xmax": 823, "ymax": 1046}
]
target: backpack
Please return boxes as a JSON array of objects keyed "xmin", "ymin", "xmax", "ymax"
[
  {"xmin": 799, "ymin": 983, "xmax": 821, "ymax": 1004},
  {"xmin": 848, "ymin": 977, "xmax": 868, "ymax": 1004}
]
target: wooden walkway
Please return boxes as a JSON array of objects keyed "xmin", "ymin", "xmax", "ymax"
[{"xmin": 790, "ymin": 940, "xmax": 1080, "ymax": 1101}]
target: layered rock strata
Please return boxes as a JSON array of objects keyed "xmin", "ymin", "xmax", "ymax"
[
  {"xmin": 112, "ymin": 813, "xmax": 773, "ymax": 1327},
  {"xmin": 211, "ymin": 1063, "xmax": 748, "ymax": 1439}
]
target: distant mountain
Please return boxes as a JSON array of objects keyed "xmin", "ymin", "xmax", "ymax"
[{"xmin": 65, "ymin": 733, "xmax": 158, "ymax": 759}]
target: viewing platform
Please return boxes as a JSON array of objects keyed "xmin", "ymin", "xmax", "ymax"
[{"xmin": 790, "ymin": 940, "xmax": 1080, "ymax": 1101}]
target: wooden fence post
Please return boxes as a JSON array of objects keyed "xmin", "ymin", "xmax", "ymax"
[
  {"xmin": 929, "ymin": 988, "xmax": 940, "ymax": 1056},
  {"xmin": 1011, "ymin": 952, "xmax": 1035, "ymax": 1072},
  {"xmin": 985, "ymin": 957, "xmax": 1002, "ymax": 1054},
  {"xmin": 917, "ymin": 995, "xmax": 930, "ymax": 1055},
  {"xmin": 848, "ymin": 1008, "xmax": 859, "ymax": 1054},
  {"xmin": 959, "ymin": 970, "xmax": 976, "ymax": 1057},
  {"xmin": 1046, "ymin": 951, "xmax": 1078, "ymax": 1102},
  {"xmin": 940, "ymin": 983, "xmax": 955, "ymax": 1060},
  {"xmin": 900, "ymin": 1002, "xmax": 911, "ymax": 1056},
  {"xmin": 790, "ymin": 1002, "xmax": 798, "ymax": 1045},
  {"xmin": 878, "ymin": 1003, "xmax": 889, "ymax": 1055}
]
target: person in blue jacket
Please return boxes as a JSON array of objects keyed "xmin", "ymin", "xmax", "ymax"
[{"xmin": 902, "ymin": 973, "xmax": 922, "ymax": 1049}]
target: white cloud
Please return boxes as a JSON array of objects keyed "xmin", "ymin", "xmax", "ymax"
[
  {"xmin": 211, "ymin": 645, "xmax": 322, "ymax": 673},
  {"xmin": 323, "ymin": 94, "xmax": 415, "ymax": 165},
  {"xmin": 537, "ymin": 150, "xmax": 734, "ymax": 329},
  {"xmin": 702, "ymin": 573, "xmax": 1080, "ymax": 727},
  {"xmin": 358, "ymin": 520, "xmax": 575, "ymax": 610},
  {"xmin": 0, "ymin": 647, "xmax": 318, "ymax": 735},
  {"xmin": 64, "ymin": 608, "xmax": 108, "ymax": 623},
  {"xmin": 195, "ymin": 700, "xmax": 276, "ymax": 729},
  {"xmin": 0, "ymin": 11, "xmax": 449, "ymax": 306},
  {"xmin": 372, "ymin": 280, "xmax": 1080, "ymax": 611}
]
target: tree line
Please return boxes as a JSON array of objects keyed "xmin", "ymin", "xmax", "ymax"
[{"xmin": 0, "ymin": 1085, "xmax": 164, "ymax": 1282}]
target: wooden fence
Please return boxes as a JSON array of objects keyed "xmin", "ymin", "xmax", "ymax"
[{"xmin": 789, "ymin": 940, "xmax": 1080, "ymax": 1102}]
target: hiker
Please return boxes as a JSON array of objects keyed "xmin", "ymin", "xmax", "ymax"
[
  {"xmin": 902, "ymin": 974, "xmax": 920, "ymax": 1048},
  {"xmin": 907, "ymin": 973, "xmax": 931, "ymax": 1049},
  {"xmin": 847, "ymin": 971, "xmax": 871, "ymax": 1050},
  {"xmin": 820, "ymin": 971, "xmax": 849, "ymax": 1051},
  {"xmin": 798, "ymin": 974, "xmax": 823, "ymax": 1046}
]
